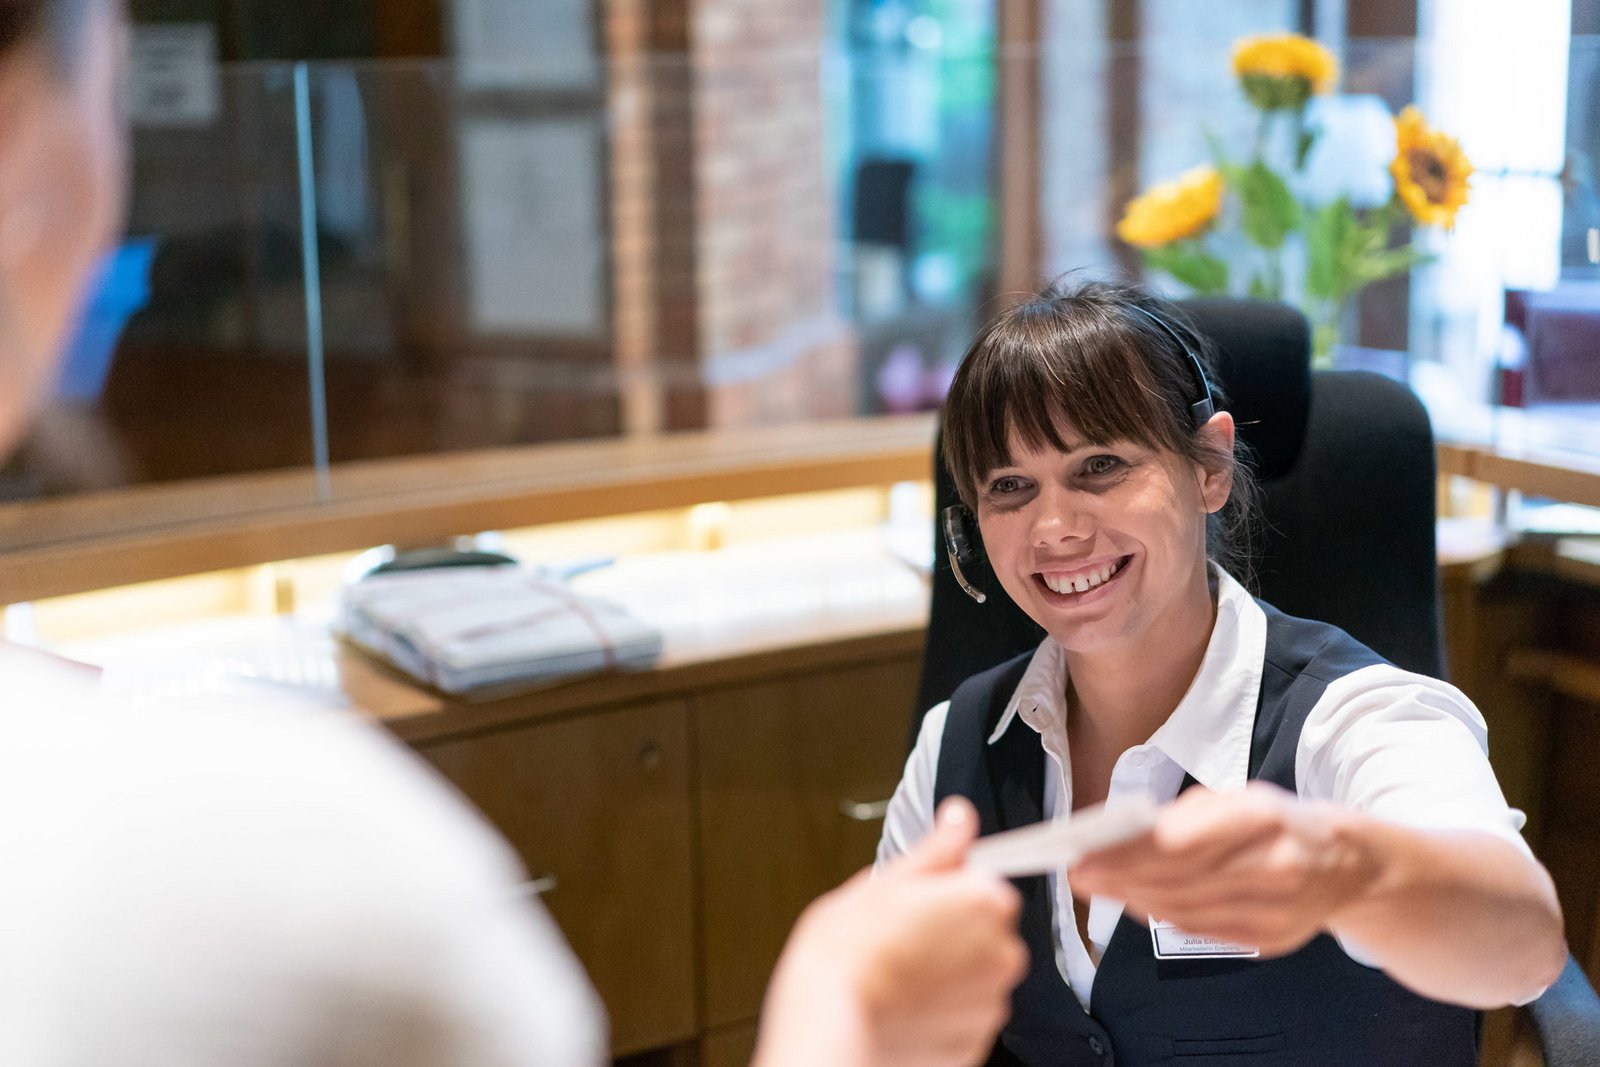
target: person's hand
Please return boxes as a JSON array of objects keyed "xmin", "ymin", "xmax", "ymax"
[
  {"xmin": 1069, "ymin": 782, "xmax": 1380, "ymax": 957},
  {"xmin": 752, "ymin": 797, "xmax": 1026, "ymax": 1067}
]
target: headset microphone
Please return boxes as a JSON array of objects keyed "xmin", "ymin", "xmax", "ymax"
[{"xmin": 941, "ymin": 505, "xmax": 987, "ymax": 604}]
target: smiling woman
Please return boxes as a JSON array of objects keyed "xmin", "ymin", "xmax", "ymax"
[
  {"xmin": 940, "ymin": 281, "xmax": 1258, "ymax": 587},
  {"xmin": 875, "ymin": 279, "xmax": 1568, "ymax": 1067}
]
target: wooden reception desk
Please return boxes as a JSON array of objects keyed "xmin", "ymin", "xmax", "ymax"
[{"xmin": 5, "ymin": 408, "xmax": 1600, "ymax": 1065}]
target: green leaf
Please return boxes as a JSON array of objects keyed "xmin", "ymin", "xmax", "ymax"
[
  {"xmin": 1302, "ymin": 193, "xmax": 1440, "ymax": 306},
  {"xmin": 1304, "ymin": 198, "xmax": 1356, "ymax": 301},
  {"xmin": 1295, "ymin": 123, "xmax": 1320, "ymax": 171},
  {"xmin": 1235, "ymin": 161, "xmax": 1301, "ymax": 249},
  {"xmin": 1143, "ymin": 243, "xmax": 1229, "ymax": 295},
  {"xmin": 1239, "ymin": 72, "xmax": 1313, "ymax": 111},
  {"xmin": 1351, "ymin": 245, "xmax": 1434, "ymax": 287},
  {"xmin": 1247, "ymin": 273, "xmax": 1274, "ymax": 299},
  {"xmin": 1203, "ymin": 127, "xmax": 1232, "ymax": 170}
]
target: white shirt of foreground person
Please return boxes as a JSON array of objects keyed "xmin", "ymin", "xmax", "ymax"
[
  {"xmin": 877, "ymin": 567, "xmax": 1532, "ymax": 1011},
  {"xmin": 0, "ymin": 645, "xmax": 606, "ymax": 1067}
]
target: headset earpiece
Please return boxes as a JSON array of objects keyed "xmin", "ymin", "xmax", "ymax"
[
  {"xmin": 1125, "ymin": 304, "xmax": 1216, "ymax": 430},
  {"xmin": 941, "ymin": 505, "xmax": 987, "ymax": 604}
]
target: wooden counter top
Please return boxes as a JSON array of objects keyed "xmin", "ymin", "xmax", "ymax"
[
  {"xmin": 350, "ymin": 607, "xmax": 928, "ymax": 746},
  {"xmin": 0, "ymin": 415, "xmax": 938, "ymax": 604},
  {"xmin": 1433, "ymin": 402, "xmax": 1600, "ymax": 508},
  {"xmin": 54, "ymin": 529, "xmax": 933, "ymax": 746},
  {"xmin": 5, "ymin": 405, "xmax": 1598, "ymax": 608}
]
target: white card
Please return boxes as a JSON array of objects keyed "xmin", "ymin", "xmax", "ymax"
[{"xmin": 965, "ymin": 796, "xmax": 1159, "ymax": 878}]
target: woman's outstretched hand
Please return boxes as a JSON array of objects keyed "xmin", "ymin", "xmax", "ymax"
[
  {"xmin": 1068, "ymin": 781, "xmax": 1565, "ymax": 1008},
  {"xmin": 1069, "ymin": 782, "xmax": 1378, "ymax": 957},
  {"xmin": 752, "ymin": 797, "xmax": 1027, "ymax": 1067}
]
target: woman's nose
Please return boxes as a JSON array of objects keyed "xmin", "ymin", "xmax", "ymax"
[{"xmin": 1030, "ymin": 489, "xmax": 1094, "ymax": 544}]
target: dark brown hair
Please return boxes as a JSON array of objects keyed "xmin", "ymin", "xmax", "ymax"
[
  {"xmin": 942, "ymin": 278, "xmax": 1260, "ymax": 584},
  {"xmin": 0, "ymin": 3, "xmax": 36, "ymax": 55},
  {"xmin": 0, "ymin": 0, "xmax": 97, "ymax": 70}
]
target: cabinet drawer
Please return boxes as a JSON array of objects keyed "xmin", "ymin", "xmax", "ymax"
[
  {"xmin": 418, "ymin": 701, "xmax": 696, "ymax": 1056},
  {"xmin": 695, "ymin": 655, "xmax": 919, "ymax": 1026},
  {"xmin": 701, "ymin": 1022, "xmax": 760, "ymax": 1067}
]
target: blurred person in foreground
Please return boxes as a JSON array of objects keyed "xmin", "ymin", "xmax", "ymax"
[{"xmin": 0, "ymin": 2, "xmax": 1026, "ymax": 1063}]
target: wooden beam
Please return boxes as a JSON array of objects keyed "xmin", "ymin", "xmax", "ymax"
[
  {"xmin": 1468, "ymin": 450, "xmax": 1600, "ymax": 511},
  {"xmin": 995, "ymin": 0, "xmax": 1044, "ymax": 302},
  {"xmin": 1105, "ymin": 0, "xmax": 1142, "ymax": 280},
  {"xmin": 1345, "ymin": 0, "xmax": 1416, "ymax": 37},
  {"xmin": 1344, "ymin": 0, "xmax": 1418, "ymax": 352},
  {"xmin": 373, "ymin": 0, "xmax": 442, "ymax": 57},
  {"xmin": 0, "ymin": 415, "xmax": 937, "ymax": 603},
  {"xmin": 1506, "ymin": 648, "xmax": 1600, "ymax": 707}
]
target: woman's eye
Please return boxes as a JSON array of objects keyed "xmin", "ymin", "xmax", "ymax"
[
  {"xmin": 989, "ymin": 475, "xmax": 1025, "ymax": 495},
  {"xmin": 1084, "ymin": 455, "xmax": 1124, "ymax": 477}
]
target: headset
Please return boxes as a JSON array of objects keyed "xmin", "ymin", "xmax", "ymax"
[
  {"xmin": 942, "ymin": 303, "xmax": 1216, "ymax": 603},
  {"xmin": 1129, "ymin": 304, "xmax": 1216, "ymax": 430}
]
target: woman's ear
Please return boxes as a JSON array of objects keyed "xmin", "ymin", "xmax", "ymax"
[{"xmin": 1195, "ymin": 411, "xmax": 1236, "ymax": 513}]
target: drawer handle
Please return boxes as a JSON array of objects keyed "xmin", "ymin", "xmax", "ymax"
[
  {"xmin": 839, "ymin": 797, "xmax": 892, "ymax": 822},
  {"xmin": 518, "ymin": 874, "xmax": 560, "ymax": 897}
]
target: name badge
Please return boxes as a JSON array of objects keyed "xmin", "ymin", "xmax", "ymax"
[{"xmin": 1149, "ymin": 917, "xmax": 1260, "ymax": 960}]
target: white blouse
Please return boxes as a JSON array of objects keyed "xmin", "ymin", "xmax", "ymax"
[{"xmin": 877, "ymin": 568, "xmax": 1529, "ymax": 1011}]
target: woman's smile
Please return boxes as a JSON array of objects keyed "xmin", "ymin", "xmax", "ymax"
[{"xmin": 1033, "ymin": 553, "xmax": 1134, "ymax": 604}]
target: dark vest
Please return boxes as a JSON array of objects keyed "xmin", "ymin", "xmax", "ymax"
[{"xmin": 934, "ymin": 601, "xmax": 1478, "ymax": 1067}]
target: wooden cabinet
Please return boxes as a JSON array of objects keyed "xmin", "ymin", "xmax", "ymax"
[
  {"xmin": 417, "ymin": 700, "xmax": 697, "ymax": 1057},
  {"xmin": 384, "ymin": 627, "xmax": 926, "ymax": 1061},
  {"xmin": 699, "ymin": 1023, "xmax": 760, "ymax": 1067},
  {"xmin": 695, "ymin": 657, "xmax": 919, "ymax": 1027}
]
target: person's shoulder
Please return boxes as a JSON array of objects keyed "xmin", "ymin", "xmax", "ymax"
[
  {"xmin": 945, "ymin": 648, "xmax": 1035, "ymax": 732},
  {"xmin": 1250, "ymin": 599, "xmax": 1477, "ymax": 726},
  {"xmin": 1253, "ymin": 597, "xmax": 1389, "ymax": 686},
  {"xmin": 0, "ymin": 689, "xmax": 607, "ymax": 1067},
  {"xmin": 3, "ymin": 684, "xmax": 527, "ymax": 914}
]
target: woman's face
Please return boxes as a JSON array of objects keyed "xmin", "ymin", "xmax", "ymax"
[
  {"xmin": 0, "ymin": 2, "xmax": 126, "ymax": 457},
  {"xmin": 974, "ymin": 414, "xmax": 1234, "ymax": 657}
]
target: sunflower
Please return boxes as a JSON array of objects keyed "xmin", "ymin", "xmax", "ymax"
[
  {"xmin": 1116, "ymin": 166, "xmax": 1225, "ymax": 249},
  {"xmin": 1231, "ymin": 32, "xmax": 1338, "ymax": 110},
  {"xmin": 1390, "ymin": 106, "xmax": 1472, "ymax": 229}
]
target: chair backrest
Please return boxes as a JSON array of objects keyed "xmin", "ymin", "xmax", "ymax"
[{"xmin": 913, "ymin": 297, "xmax": 1442, "ymax": 730}]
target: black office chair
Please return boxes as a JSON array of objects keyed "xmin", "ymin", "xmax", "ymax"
[{"xmin": 913, "ymin": 297, "xmax": 1600, "ymax": 1066}]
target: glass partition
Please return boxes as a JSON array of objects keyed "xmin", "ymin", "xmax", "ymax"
[
  {"xmin": 107, "ymin": 63, "xmax": 318, "ymax": 478},
  {"xmin": 0, "ymin": 63, "xmax": 313, "ymax": 544},
  {"xmin": 302, "ymin": 58, "xmax": 627, "ymax": 464},
  {"xmin": 3, "ymin": 26, "xmax": 1598, "ymax": 559},
  {"xmin": 306, "ymin": 42, "xmax": 1002, "ymax": 474}
]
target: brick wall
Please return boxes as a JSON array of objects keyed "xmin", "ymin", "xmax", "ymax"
[{"xmin": 605, "ymin": 0, "xmax": 859, "ymax": 433}]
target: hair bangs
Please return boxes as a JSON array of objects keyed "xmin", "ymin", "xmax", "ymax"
[{"xmin": 943, "ymin": 300, "xmax": 1187, "ymax": 507}]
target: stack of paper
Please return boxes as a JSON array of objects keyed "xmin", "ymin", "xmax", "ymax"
[{"xmin": 339, "ymin": 567, "xmax": 662, "ymax": 694}]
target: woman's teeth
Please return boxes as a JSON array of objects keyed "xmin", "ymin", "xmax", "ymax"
[{"xmin": 1042, "ymin": 558, "xmax": 1123, "ymax": 595}]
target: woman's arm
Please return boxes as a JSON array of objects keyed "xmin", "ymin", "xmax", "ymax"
[
  {"xmin": 1322, "ymin": 810, "xmax": 1564, "ymax": 1007},
  {"xmin": 1070, "ymin": 781, "xmax": 1566, "ymax": 1009},
  {"xmin": 1074, "ymin": 666, "xmax": 1568, "ymax": 1009}
]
